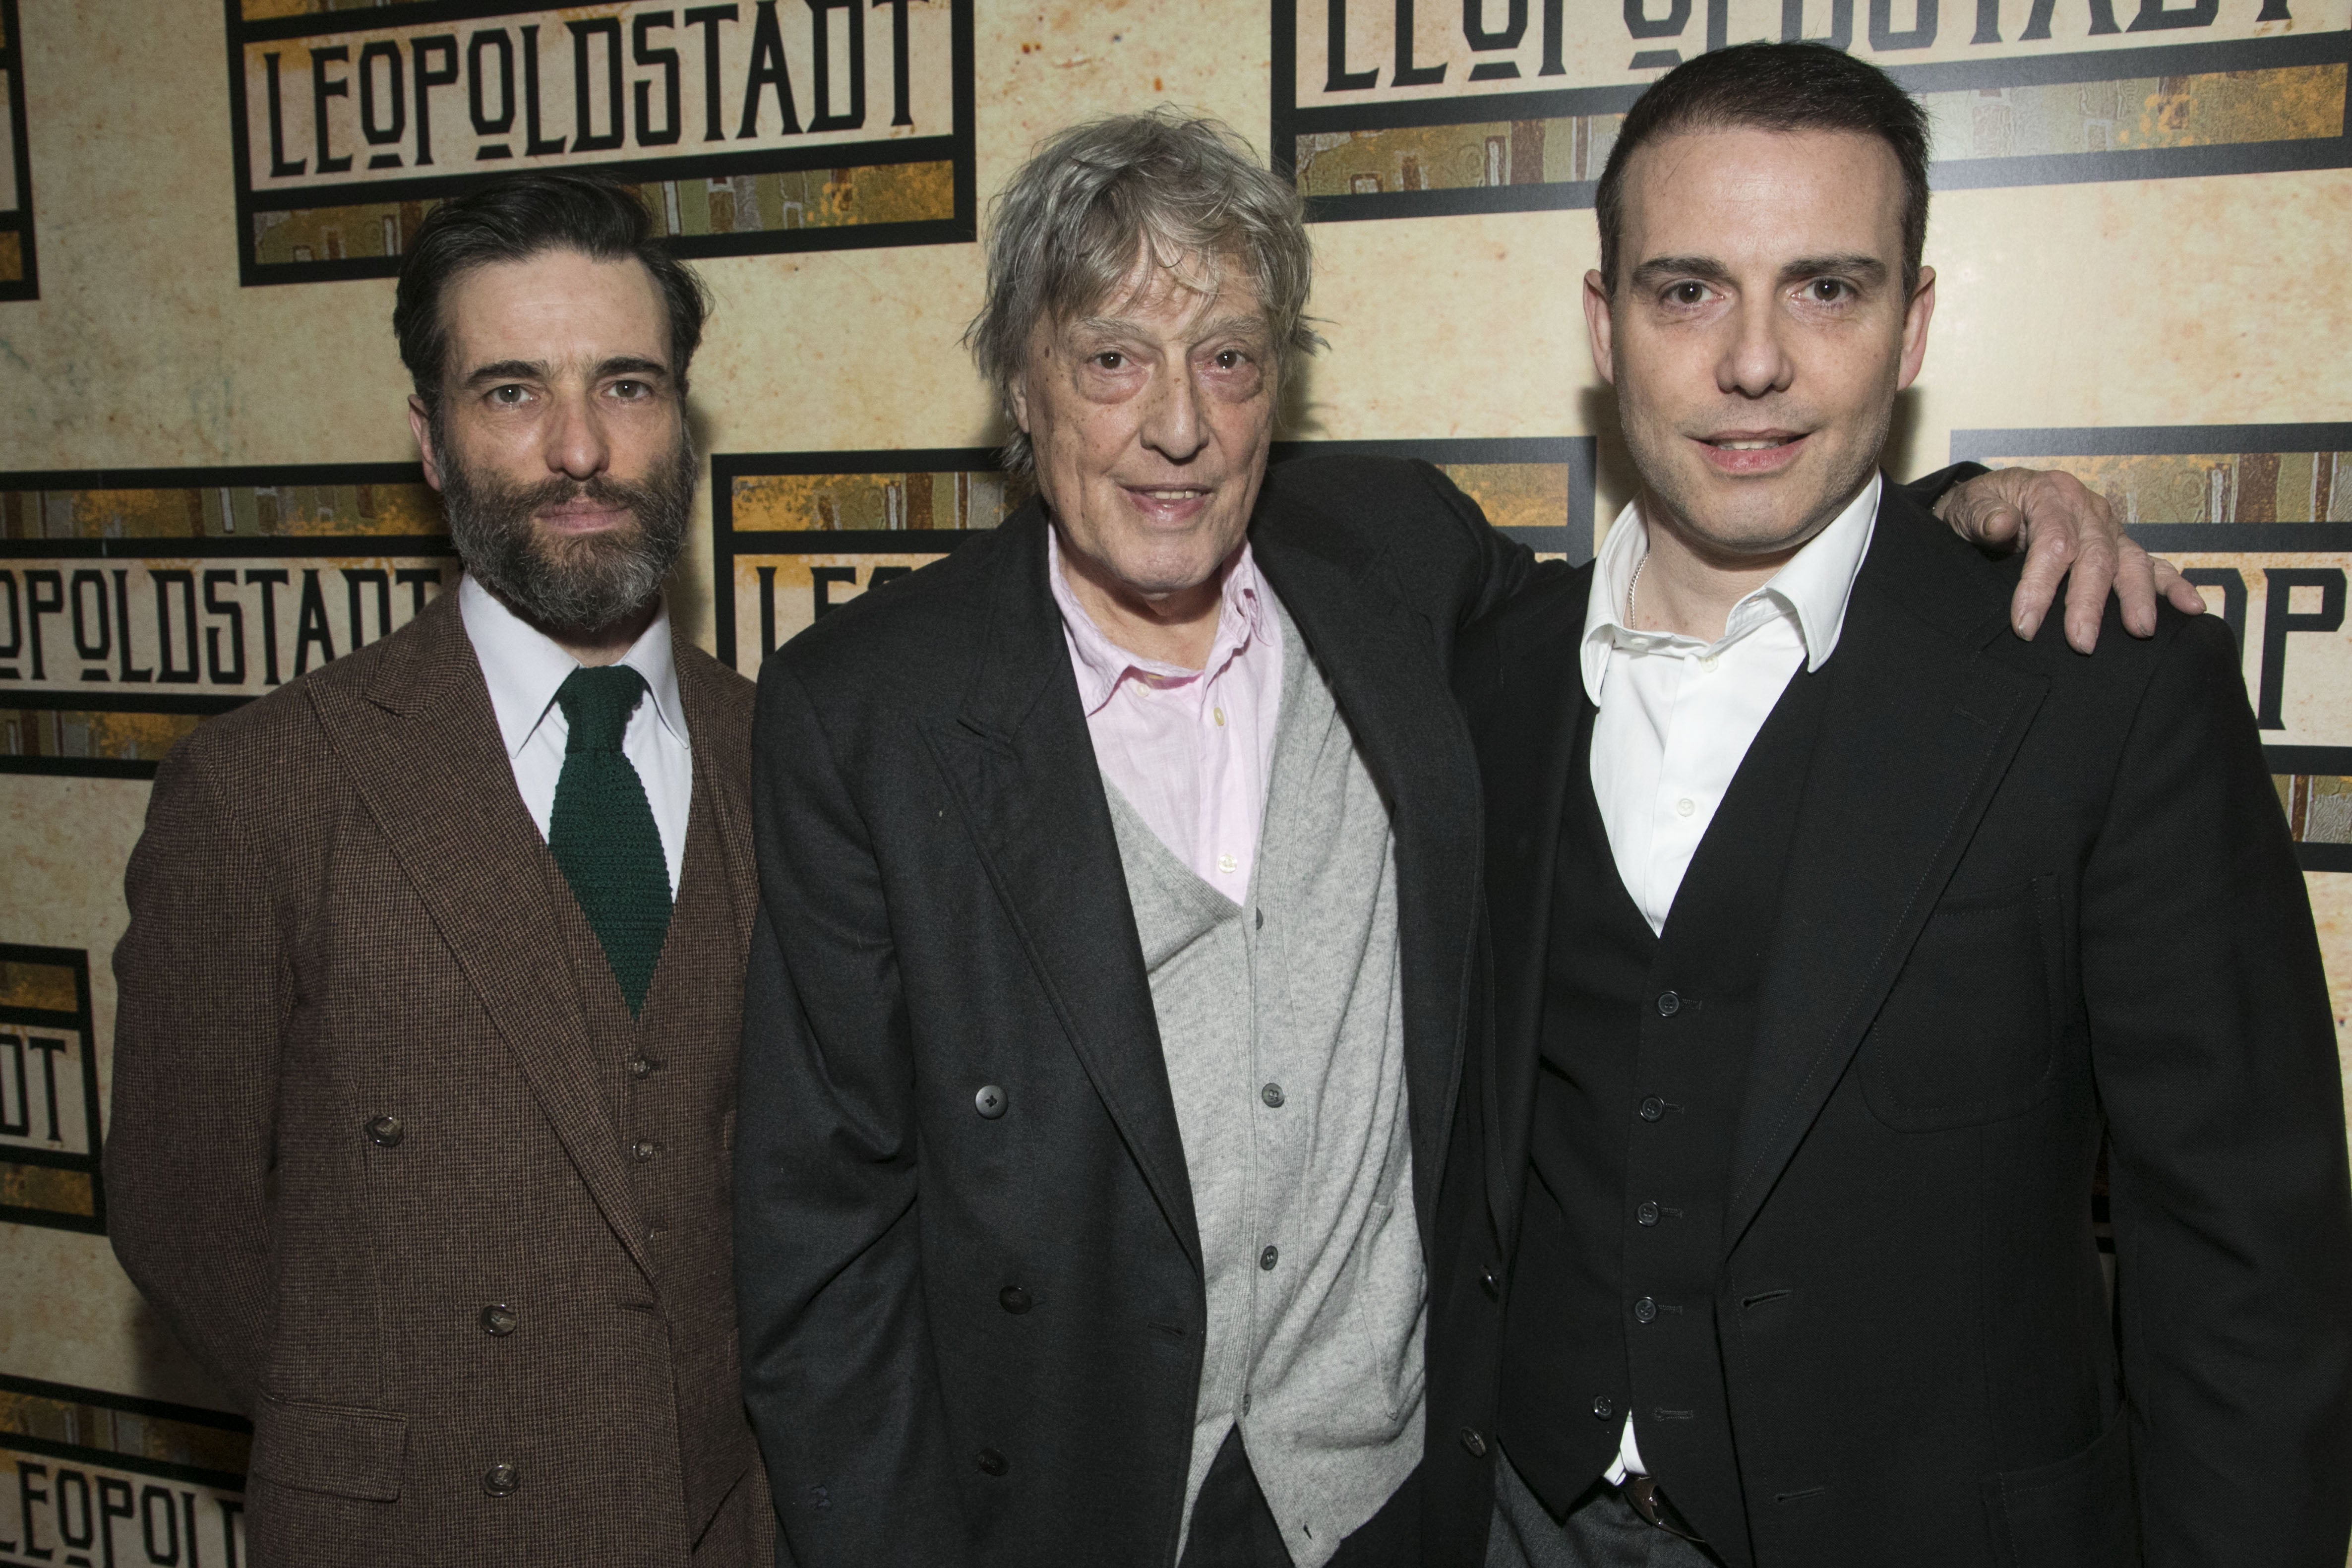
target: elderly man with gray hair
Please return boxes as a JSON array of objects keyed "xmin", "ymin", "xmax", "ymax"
[{"xmin": 730, "ymin": 111, "xmax": 2181, "ymax": 1568}]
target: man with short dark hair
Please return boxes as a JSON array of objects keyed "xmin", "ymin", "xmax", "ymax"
[
  {"xmin": 730, "ymin": 110, "xmax": 2187, "ymax": 1568},
  {"xmin": 1430, "ymin": 43, "xmax": 2352, "ymax": 1567},
  {"xmin": 106, "ymin": 174, "xmax": 773, "ymax": 1567}
]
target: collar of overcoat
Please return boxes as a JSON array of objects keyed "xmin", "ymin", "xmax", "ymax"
[
  {"xmin": 1473, "ymin": 481, "xmax": 2051, "ymax": 1257},
  {"xmin": 923, "ymin": 494, "xmax": 1485, "ymax": 1275},
  {"xmin": 304, "ymin": 587, "xmax": 741, "ymax": 1290}
]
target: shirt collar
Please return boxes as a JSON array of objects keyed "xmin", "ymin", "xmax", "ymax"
[
  {"xmin": 1579, "ymin": 473, "xmax": 1881, "ymax": 705},
  {"xmin": 457, "ymin": 575, "xmax": 691, "ymax": 759},
  {"xmin": 1046, "ymin": 525, "xmax": 1279, "ymax": 717}
]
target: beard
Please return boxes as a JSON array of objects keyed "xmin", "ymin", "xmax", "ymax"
[{"xmin": 435, "ymin": 415, "xmax": 698, "ymax": 640}]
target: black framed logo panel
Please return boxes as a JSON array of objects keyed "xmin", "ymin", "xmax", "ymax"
[
  {"xmin": 0, "ymin": 1373, "xmax": 251, "ymax": 1563},
  {"xmin": 223, "ymin": 0, "xmax": 976, "ymax": 287},
  {"xmin": 709, "ymin": 435, "xmax": 1597, "ymax": 676},
  {"xmin": 1273, "ymin": 0, "xmax": 2352, "ymax": 221},
  {"xmin": 1952, "ymin": 422, "xmax": 2352, "ymax": 871},
  {"xmin": 0, "ymin": 946, "xmax": 102, "ymax": 1235},
  {"xmin": 0, "ymin": 0, "xmax": 37, "ymax": 302},
  {"xmin": 0, "ymin": 465, "xmax": 455, "ymax": 779}
]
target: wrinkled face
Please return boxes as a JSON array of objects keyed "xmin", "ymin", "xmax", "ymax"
[
  {"xmin": 411, "ymin": 248, "xmax": 695, "ymax": 636},
  {"xmin": 1588, "ymin": 125, "xmax": 1934, "ymax": 560},
  {"xmin": 1010, "ymin": 254, "xmax": 1278, "ymax": 603}
]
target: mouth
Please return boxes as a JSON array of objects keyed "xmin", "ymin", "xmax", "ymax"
[
  {"xmin": 1695, "ymin": 431, "xmax": 1810, "ymax": 476},
  {"xmin": 1120, "ymin": 483, "xmax": 1216, "ymax": 523},
  {"xmin": 535, "ymin": 500, "xmax": 634, "ymax": 535}
]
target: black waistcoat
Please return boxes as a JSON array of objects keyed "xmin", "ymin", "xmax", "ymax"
[{"xmin": 1500, "ymin": 658, "xmax": 1830, "ymax": 1540}]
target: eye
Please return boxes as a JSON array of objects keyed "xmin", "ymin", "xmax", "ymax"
[
  {"xmin": 609, "ymin": 379, "xmax": 651, "ymax": 400},
  {"xmin": 1212, "ymin": 349, "xmax": 1250, "ymax": 371},
  {"xmin": 1668, "ymin": 281, "xmax": 1710, "ymax": 306},
  {"xmin": 1090, "ymin": 351, "xmax": 1127, "ymax": 370},
  {"xmin": 1804, "ymin": 278, "xmax": 1852, "ymax": 303},
  {"xmin": 486, "ymin": 384, "xmax": 530, "ymax": 406}
]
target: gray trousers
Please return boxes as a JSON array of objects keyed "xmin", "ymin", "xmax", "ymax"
[{"xmin": 1486, "ymin": 1450, "xmax": 1722, "ymax": 1568}]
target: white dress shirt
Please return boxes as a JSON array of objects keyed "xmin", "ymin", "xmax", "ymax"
[
  {"xmin": 458, "ymin": 576, "xmax": 694, "ymax": 896},
  {"xmin": 1579, "ymin": 474, "xmax": 1881, "ymax": 1481}
]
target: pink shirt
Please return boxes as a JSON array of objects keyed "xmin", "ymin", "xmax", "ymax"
[{"xmin": 1048, "ymin": 527, "xmax": 1285, "ymax": 899}]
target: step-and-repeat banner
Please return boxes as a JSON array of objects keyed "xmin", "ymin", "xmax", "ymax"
[{"xmin": 1, "ymin": 0, "xmax": 2346, "ymax": 1551}]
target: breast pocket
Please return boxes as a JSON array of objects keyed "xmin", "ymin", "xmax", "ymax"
[{"xmin": 1862, "ymin": 876, "xmax": 2073, "ymax": 1132}]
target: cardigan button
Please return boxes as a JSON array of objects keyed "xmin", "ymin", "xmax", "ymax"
[
  {"xmin": 1460, "ymin": 1427, "xmax": 1488, "ymax": 1458},
  {"xmin": 975, "ymin": 1085, "xmax": 1007, "ymax": 1119},
  {"xmin": 482, "ymin": 1463, "xmax": 521, "ymax": 1497},
  {"xmin": 364, "ymin": 1115, "xmax": 403, "ymax": 1147}
]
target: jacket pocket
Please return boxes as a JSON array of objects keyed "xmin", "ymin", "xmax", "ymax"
[
  {"xmin": 248, "ymin": 1391, "xmax": 408, "ymax": 1502},
  {"xmin": 1979, "ymin": 1406, "xmax": 2137, "ymax": 1568},
  {"xmin": 1862, "ymin": 876, "xmax": 2071, "ymax": 1132}
]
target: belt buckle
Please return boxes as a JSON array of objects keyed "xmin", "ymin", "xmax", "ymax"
[{"xmin": 1622, "ymin": 1475, "xmax": 1708, "ymax": 1545}]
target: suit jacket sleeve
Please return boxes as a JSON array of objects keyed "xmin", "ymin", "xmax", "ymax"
[
  {"xmin": 1406, "ymin": 459, "xmax": 1540, "ymax": 631},
  {"xmin": 104, "ymin": 734, "xmax": 292, "ymax": 1409},
  {"xmin": 735, "ymin": 657, "xmax": 968, "ymax": 1565},
  {"xmin": 2078, "ymin": 615, "xmax": 2352, "ymax": 1564}
]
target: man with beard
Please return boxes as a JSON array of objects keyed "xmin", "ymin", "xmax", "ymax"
[{"xmin": 106, "ymin": 174, "xmax": 773, "ymax": 1568}]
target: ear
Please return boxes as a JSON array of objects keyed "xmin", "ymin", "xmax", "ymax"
[
  {"xmin": 407, "ymin": 396, "xmax": 444, "ymax": 491},
  {"xmin": 1895, "ymin": 265, "xmax": 1936, "ymax": 393},
  {"xmin": 1582, "ymin": 269, "xmax": 1618, "ymax": 387},
  {"xmin": 1007, "ymin": 372, "xmax": 1033, "ymax": 437}
]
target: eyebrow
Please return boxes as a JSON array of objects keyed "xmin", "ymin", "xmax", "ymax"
[
  {"xmin": 1071, "ymin": 312, "xmax": 1272, "ymax": 343},
  {"xmin": 461, "ymin": 355, "xmax": 672, "ymax": 388},
  {"xmin": 1628, "ymin": 253, "xmax": 1890, "ymax": 290}
]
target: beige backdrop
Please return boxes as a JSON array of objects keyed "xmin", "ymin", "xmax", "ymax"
[{"xmin": 3, "ymin": 0, "xmax": 2348, "ymax": 1559}]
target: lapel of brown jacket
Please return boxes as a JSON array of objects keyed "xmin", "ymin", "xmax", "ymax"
[
  {"xmin": 307, "ymin": 590, "xmax": 655, "ymax": 1286},
  {"xmin": 671, "ymin": 639, "xmax": 758, "ymax": 950}
]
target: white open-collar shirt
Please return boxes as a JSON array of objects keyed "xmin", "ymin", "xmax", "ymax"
[
  {"xmin": 458, "ymin": 575, "xmax": 694, "ymax": 896},
  {"xmin": 1578, "ymin": 473, "xmax": 1881, "ymax": 1482}
]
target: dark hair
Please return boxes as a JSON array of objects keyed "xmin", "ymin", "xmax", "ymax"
[
  {"xmin": 1595, "ymin": 42, "xmax": 1930, "ymax": 295},
  {"xmin": 392, "ymin": 173, "xmax": 711, "ymax": 414}
]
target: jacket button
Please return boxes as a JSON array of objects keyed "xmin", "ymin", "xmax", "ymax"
[
  {"xmin": 1634, "ymin": 1296, "xmax": 1658, "ymax": 1324},
  {"xmin": 1480, "ymin": 1266, "xmax": 1501, "ymax": 1300},
  {"xmin": 974, "ymin": 1085, "xmax": 1007, "ymax": 1119},
  {"xmin": 479, "ymin": 1304, "xmax": 517, "ymax": 1337},
  {"xmin": 1260, "ymin": 1082, "xmax": 1285, "ymax": 1108},
  {"xmin": 1260, "ymin": 1245, "xmax": 1279, "ymax": 1271},
  {"xmin": 1657, "ymin": 991, "xmax": 1681, "ymax": 1017},
  {"xmin": 628, "ymin": 1056, "xmax": 660, "ymax": 1079},
  {"xmin": 482, "ymin": 1463, "xmax": 521, "ymax": 1497},
  {"xmin": 1460, "ymin": 1427, "xmax": 1488, "ymax": 1458},
  {"xmin": 364, "ymin": 1114, "xmax": 403, "ymax": 1147},
  {"xmin": 1637, "ymin": 1201, "xmax": 1660, "ymax": 1226},
  {"xmin": 631, "ymin": 1139, "xmax": 658, "ymax": 1161},
  {"xmin": 999, "ymin": 1286, "xmax": 1032, "ymax": 1315},
  {"xmin": 1592, "ymin": 1395, "xmax": 1615, "ymax": 1420},
  {"xmin": 975, "ymin": 1448, "xmax": 1008, "ymax": 1476},
  {"xmin": 1638, "ymin": 1097, "xmax": 1665, "ymax": 1122}
]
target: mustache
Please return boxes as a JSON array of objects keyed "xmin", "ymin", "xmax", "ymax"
[{"xmin": 498, "ymin": 471, "xmax": 671, "ymax": 519}]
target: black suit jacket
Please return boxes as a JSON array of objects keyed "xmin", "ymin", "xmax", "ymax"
[
  {"xmin": 1429, "ymin": 482, "xmax": 2352, "ymax": 1568},
  {"xmin": 733, "ymin": 457, "xmax": 1528, "ymax": 1565}
]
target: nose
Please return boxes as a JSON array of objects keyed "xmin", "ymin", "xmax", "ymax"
[
  {"xmin": 1137, "ymin": 359, "xmax": 1210, "ymax": 465},
  {"xmin": 1718, "ymin": 293, "xmax": 1795, "ymax": 401},
  {"xmin": 543, "ymin": 386, "xmax": 611, "ymax": 482}
]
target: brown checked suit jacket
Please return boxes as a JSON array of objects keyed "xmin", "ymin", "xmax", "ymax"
[{"xmin": 106, "ymin": 588, "xmax": 774, "ymax": 1568}]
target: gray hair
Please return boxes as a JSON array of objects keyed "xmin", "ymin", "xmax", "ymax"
[{"xmin": 965, "ymin": 110, "xmax": 1324, "ymax": 474}]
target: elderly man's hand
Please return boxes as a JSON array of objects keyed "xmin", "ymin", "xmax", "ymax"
[{"xmin": 1934, "ymin": 467, "xmax": 2208, "ymax": 653}]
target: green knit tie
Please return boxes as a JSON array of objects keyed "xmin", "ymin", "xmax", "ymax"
[{"xmin": 549, "ymin": 665, "xmax": 672, "ymax": 1016}]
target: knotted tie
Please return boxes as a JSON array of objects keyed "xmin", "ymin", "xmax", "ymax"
[{"xmin": 548, "ymin": 665, "xmax": 672, "ymax": 1016}]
